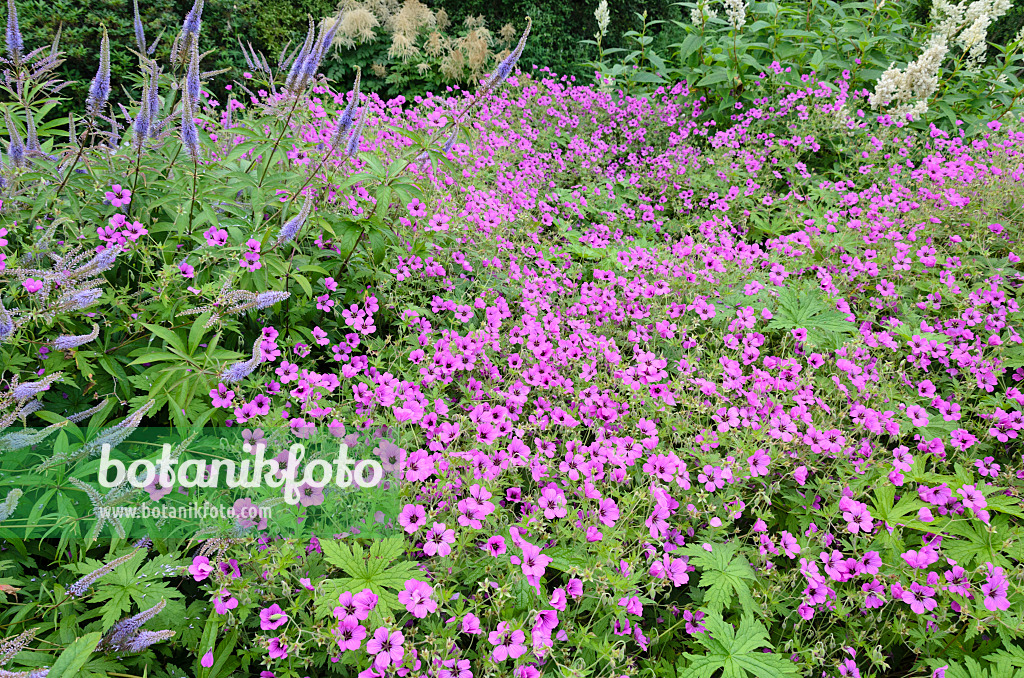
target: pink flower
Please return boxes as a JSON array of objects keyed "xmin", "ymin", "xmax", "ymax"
[
  {"xmin": 488, "ymin": 621, "xmax": 527, "ymax": 662},
  {"xmin": 189, "ymin": 556, "xmax": 213, "ymax": 581},
  {"xmin": 213, "ymin": 589, "xmax": 238, "ymax": 614},
  {"xmin": 461, "ymin": 612, "xmax": 481, "ymax": 634},
  {"xmin": 902, "ymin": 582, "xmax": 937, "ymax": 614},
  {"xmin": 200, "ymin": 650, "xmax": 214, "ymax": 668},
  {"xmin": 397, "ymin": 579, "xmax": 437, "ymax": 618},
  {"xmin": 618, "ymin": 595, "xmax": 642, "ymax": 616},
  {"xmin": 267, "ymin": 637, "xmax": 287, "ymax": 659},
  {"xmin": 22, "ymin": 278, "xmax": 42, "ymax": 293},
  {"xmin": 335, "ymin": 616, "xmax": 367, "ymax": 652},
  {"xmin": 906, "ymin": 405, "xmax": 929, "ymax": 427},
  {"xmin": 366, "ymin": 627, "xmax": 405, "ymax": 670},
  {"xmin": 104, "ymin": 184, "xmax": 132, "ymax": 208},
  {"xmin": 210, "ymin": 383, "xmax": 234, "ymax": 408},
  {"xmin": 204, "ymin": 227, "xmax": 228, "ymax": 246},
  {"xmin": 423, "ymin": 522, "xmax": 456, "ymax": 557},
  {"xmin": 260, "ymin": 603, "xmax": 288, "ymax": 630},
  {"xmin": 399, "ymin": 503, "xmax": 426, "ymax": 533}
]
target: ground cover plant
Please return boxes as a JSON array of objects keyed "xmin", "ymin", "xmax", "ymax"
[{"xmin": 3, "ymin": 0, "xmax": 1024, "ymax": 677}]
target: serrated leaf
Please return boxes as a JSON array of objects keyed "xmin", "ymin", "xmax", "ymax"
[
  {"xmin": 677, "ymin": 612, "xmax": 801, "ymax": 678},
  {"xmin": 682, "ymin": 543, "xmax": 759, "ymax": 617},
  {"xmin": 48, "ymin": 631, "xmax": 102, "ymax": 678}
]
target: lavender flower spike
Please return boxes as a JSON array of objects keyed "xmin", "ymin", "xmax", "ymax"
[
  {"xmin": 86, "ymin": 27, "xmax": 111, "ymax": 117},
  {"xmin": 5, "ymin": 0, "xmax": 23, "ymax": 62},
  {"xmin": 132, "ymin": 75, "xmax": 151, "ymax": 151},
  {"xmin": 4, "ymin": 107, "xmax": 25, "ymax": 168},
  {"xmin": 284, "ymin": 18, "xmax": 315, "ymax": 94},
  {"xmin": 172, "ymin": 0, "xmax": 203, "ymax": 63},
  {"xmin": 53, "ymin": 323, "xmax": 100, "ymax": 351},
  {"xmin": 0, "ymin": 629, "xmax": 38, "ymax": 665},
  {"xmin": 0, "ymin": 300, "xmax": 14, "ymax": 340},
  {"xmin": 98, "ymin": 599, "xmax": 170, "ymax": 653},
  {"xmin": 184, "ymin": 41, "xmax": 201, "ymax": 107},
  {"xmin": 329, "ymin": 67, "xmax": 361, "ymax": 149},
  {"xmin": 275, "ymin": 193, "xmax": 314, "ymax": 246},
  {"xmin": 126, "ymin": 629, "xmax": 176, "ymax": 653},
  {"xmin": 481, "ymin": 16, "xmax": 531, "ymax": 91},
  {"xmin": 11, "ymin": 372, "xmax": 63, "ymax": 402},
  {"xmin": 442, "ymin": 127, "xmax": 458, "ymax": 154},
  {"xmin": 0, "ymin": 668, "xmax": 50, "ymax": 678},
  {"xmin": 180, "ymin": 76, "xmax": 200, "ymax": 160},
  {"xmin": 344, "ymin": 105, "xmax": 369, "ymax": 158},
  {"xmin": 66, "ymin": 540, "xmax": 150, "ymax": 597},
  {"xmin": 220, "ymin": 337, "xmax": 264, "ymax": 383},
  {"xmin": 79, "ymin": 399, "xmax": 153, "ymax": 457},
  {"xmin": 132, "ymin": 0, "xmax": 146, "ymax": 55},
  {"xmin": 147, "ymin": 62, "xmax": 162, "ymax": 138}
]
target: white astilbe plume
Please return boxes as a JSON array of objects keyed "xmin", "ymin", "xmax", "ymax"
[
  {"xmin": 0, "ymin": 489, "xmax": 21, "ymax": 521},
  {"xmin": 691, "ymin": 0, "xmax": 717, "ymax": 26},
  {"xmin": 594, "ymin": 0, "xmax": 610, "ymax": 37},
  {"xmin": 723, "ymin": 0, "xmax": 747, "ymax": 31},
  {"xmin": 931, "ymin": 0, "xmax": 1011, "ymax": 66},
  {"xmin": 869, "ymin": 35, "xmax": 948, "ymax": 120}
]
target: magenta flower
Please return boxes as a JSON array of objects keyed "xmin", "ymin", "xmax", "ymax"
[
  {"xmin": 267, "ymin": 637, "xmax": 287, "ymax": 659},
  {"xmin": 366, "ymin": 627, "xmax": 405, "ymax": 670},
  {"xmin": 397, "ymin": 578, "xmax": 437, "ymax": 618},
  {"xmin": 334, "ymin": 616, "xmax": 367, "ymax": 652},
  {"xmin": 22, "ymin": 278, "xmax": 42, "ymax": 293},
  {"xmin": 188, "ymin": 556, "xmax": 213, "ymax": 582},
  {"xmin": 902, "ymin": 582, "xmax": 937, "ymax": 614},
  {"xmin": 200, "ymin": 650, "xmax": 214, "ymax": 668},
  {"xmin": 104, "ymin": 184, "xmax": 132, "ymax": 208},
  {"xmin": 618, "ymin": 595, "xmax": 643, "ymax": 616},
  {"xmin": 485, "ymin": 535, "xmax": 506, "ymax": 556},
  {"xmin": 488, "ymin": 621, "xmax": 527, "ymax": 662},
  {"xmin": 260, "ymin": 603, "xmax": 288, "ymax": 630},
  {"xmin": 423, "ymin": 522, "xmax": 456, "ymax": 557},
  {"xmin": 398, "ymin": 503, "xmax": 426, "ymax": 533},
  {"xmin": 461, "ymin": 612, "xmax": 481, "ymax": 634},
  {"xmin": 213, "ymin": 589, "xmax": 238, "ymax": 614}
]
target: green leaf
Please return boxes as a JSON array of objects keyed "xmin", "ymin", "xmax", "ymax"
[
  {"xmin": 143, "ymin": 323, "xmax": 187, "ymax": 353},
  {"xmin": 677, "ymin": 612, "xmax": 800, "ymax": 678},
  {"xmin": 292, "ymin": 273, "xmax": 313, "ymax": 299},
  {"xmin": 682, "ymin": 542, "xmax": 759, "ymax": 617},
  {"xmin": 48, "ymin": 631, "xmax": 102, "ymax": 678},
  {"xmin": 696, "ymin": 71, "xmax": 731, "ymax": 86}
]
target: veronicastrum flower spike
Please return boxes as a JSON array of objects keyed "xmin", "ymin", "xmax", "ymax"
[
  {"xmin": 5, "ymin": 0, "xmax": 22, "ymax": 62},
  {"xmin": 132, "ymin": 0, "xmax": 146, "ymax": 56},
  {"xmin": 221, "ymin": 336, "xmax": 264, "ymax": 383},
  {"xmin": 275, "ymin": 192, "xmax": 314, "ymax": 246},
  {"xmin": 344, "ymin": 105, "xmax": 368, "ymax": 157},
  {"xmin": 480, "ymin": 16, "xmax": 531, "ymax": 92},
  {"xmin": 86, "ymin": 27, "xmax": 111, "ymax": 117},
  {"xmin": 53, "ymin": 323, "xmax": 100, "ymax": 351},
  {"xmin": 66, "ymin": 538, "xmax": 151, "ymax": 597},
  {"xmin": 0, "ymin": 488, "xmax": 22, "ymax": 521},
  {"xmin": 4, "ymin": 107, "xmax": 24, "ymax": 168}
]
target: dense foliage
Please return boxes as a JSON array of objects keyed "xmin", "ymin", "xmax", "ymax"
[{"xmin": 4, "ymin": 0, "xmax": 1024, "ymax": 677}]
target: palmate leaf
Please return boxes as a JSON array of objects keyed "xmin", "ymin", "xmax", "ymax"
[
  {"xmin": 316, "ymin": 537, "xmax": 419, "ymax": 626},
  {"xmin": 682, "ymin": 542, "xmax": 759, "ymax": 617},
  {"xmin": 766, "ymin": 286, "xmax": 855, "ymax": 337},
  {"xmin": 677, "ymin": 612, "xmax": 802, "ymax": 678}
]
